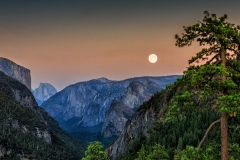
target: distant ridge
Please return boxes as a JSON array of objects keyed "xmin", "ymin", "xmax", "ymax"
[{"xmin": 41, "ymin": 75, "xmax": 181, "ymax": 130}]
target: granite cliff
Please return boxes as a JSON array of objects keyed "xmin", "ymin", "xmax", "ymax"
[
  {"xmin": 0, "ymin": 57, "xmax": 31, "ymax": 90},
  {"xmin": 107, "ymin": 107, "xmax": 155, "ymax": 159},
  {"xmin": 33, "ymin": 83, "xmax": 57, "ymax": 105},
  {"xmin": 101, "ymin": 80, "xmax": 161, "ymax": 138},
  {"xmin": 106, "ymin": 88, "xmax": 170, "ymax": 159}
]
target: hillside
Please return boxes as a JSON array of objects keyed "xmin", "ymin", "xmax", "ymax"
[
  {"xmin": 107, "ymin": 66, "xmax": 240, "ymax": 159},
  {"xmin": 0, "ymin": 71, "xmax": 85, "ymax": 159}
]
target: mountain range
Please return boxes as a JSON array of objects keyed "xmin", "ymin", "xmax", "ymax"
[{"xmin": 40, "ymin": 75, "xmax": 180, "ymax": 143}]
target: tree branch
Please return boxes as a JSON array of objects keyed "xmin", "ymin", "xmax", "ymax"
[
  {"xmin": 226, "ymin": 48, "xmax": 236, "ymax": 51},
  {"xmin": 206, "ymin": 54, "xmax": 219, "ymax": 64},
  {"xmin": 234, "ymin": 124, "xmax": 240, "ymax": 132},
  {"xmin": 197, "ymin": 119, "xmax": 221, "ymax": 152}
]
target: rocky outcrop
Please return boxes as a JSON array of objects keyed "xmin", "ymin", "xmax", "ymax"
[
  {"xmin": 101, "ymin": 81, "xmax": 160, "ymax": 138},
  {"xmin": 107, "ymin": 107, "xmax": 155, "ymax": 159},
  {"xmin": 35, "ymin": 127, "xmax": 52, "ymax": 143},
  {"xmin": 12, "ymin": 89, "xmax": 37, "ymax": 109},
  {"xmin": 10, "ymin": 119, "xmax": 51, "ymax": 143},
  {"xmin": 101, "ymin": 100, "xmax": 135, "ymax": 138},
  {"xmin": 0, "ymin": 145, "xmax": 11, "ymax": 158},
  {"xmin": 121, "ymin": 81, "xmax": 151, "ymax": 109},
  {"xmin": 0, "ymin": 57, "xmax": 31, "ymax": 90},
  {"xmin": 33, "ymin": 83, "xmax": 57, "ymax": 105}
]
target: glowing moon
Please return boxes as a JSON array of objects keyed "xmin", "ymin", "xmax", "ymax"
[{"xmin": 148, "ymin": 54, "xmax": 158, "ymax": 63}]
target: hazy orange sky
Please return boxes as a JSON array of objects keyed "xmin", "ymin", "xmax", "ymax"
[{"xmin": 1, "ymin": 0, "xmax": 240, "ymax": 90}]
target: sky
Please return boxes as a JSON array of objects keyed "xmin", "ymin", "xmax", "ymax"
[{"xmin": 1, "ymin": 0, "xmax": 240, "ymax": 91}]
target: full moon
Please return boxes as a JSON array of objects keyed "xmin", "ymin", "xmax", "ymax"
[{"xmin": 148, "ymin": 54, "xmax": 158, "ymax": 63}]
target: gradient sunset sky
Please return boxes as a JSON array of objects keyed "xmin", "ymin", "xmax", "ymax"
[{"xmin": 1, "ymin": 0, "xmax": 240, "ymax": 90}]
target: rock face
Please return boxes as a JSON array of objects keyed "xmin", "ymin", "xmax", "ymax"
[
  {"xmin": 107, "ymin": 108, "xmax": 155, "ymax": 160},
  {"xmin": 33, "ymin": 83, "xmax": 57, "ymax": 105},
  {"xmin": 0, "ymin": 57, "xmax": 31, "ymax": 90},
  {"xmin": 101, "ymin": 100, "xmax": 135, "ymax": 138},
  {"xmin": 121, "ymin": 81, "xmax": 151, "ymax": 109},
  {"xmin": 101, "ymin": 81, "xmax": 159, "ymax": 138},
  {"xmin": 41, "ymin": 76, "xmax": 180, "ymax": 131}
]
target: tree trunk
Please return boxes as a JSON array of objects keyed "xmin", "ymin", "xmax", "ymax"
[
  {"xmin": 221, "ymin": 113, "xmax": 228, "ymax": 160},
  {"xmin": 220, "ymin": 47, "xmax": 228, "ymax": 160},
  {"xmin": 198, "ymin": 119, "xmax": 220, "ymax": 152}
]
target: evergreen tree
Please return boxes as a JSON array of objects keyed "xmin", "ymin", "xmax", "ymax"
[
  {"xmin": 82, "ymin": 141, "xmax": 108, "ymax": 160},
  {"xmin": 135, "ymin": 144, "xmax": 148, "ymax": 160},
  {"xmin": 147, "ymin": 143, "xmax": 169, "ymax": 160},
  {"xmin": 169, "ymin": 11, "xmax": 240, "ymax": 159}
]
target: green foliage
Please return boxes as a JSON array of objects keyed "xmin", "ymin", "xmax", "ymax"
[
  {"xmin": 165, "ymin": 63, "xmax": 240, "ymax": 121},
  {"xmin": 147, "ymin": 143, "xmax": 169, "ymax": 160},
  {"xmin": 135, "ymin": 145, "xmax": 148, "ymax": 160},
  {"xmin": 175, "ymin": 11, "xmax": 240, "ymax": 65},
  {"xmin": 134, "ymin": 143, "xmax": 169, "ymax": 160},
  {"xmin": 172, "ymin": 10, "xmax": 240, "ymax": 126},
  {"xmin": 0, "ymin": 91, "xmax": 84, "ymax": 159},
  {"xmin": 180, "ymin": 146, "xmax": 203, "ymax": 160},
  {"xmin": 0, "ymin": 91, "xmax": 47, "ymax": 131},
  {"xmin": 82, "ymin": 141, "xmax": 108, "ymax": 160},
  {"xmin": 164, "ymin": 91, "xmax": 194, "ymax": 122},
  {"xmin": 178, "ymin": 142, "xmax": 240, "ymax": 160}
]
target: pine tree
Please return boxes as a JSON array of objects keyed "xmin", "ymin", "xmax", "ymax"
[
  {"xmin": 135, "ymin": 144, "xmax": 148, "ymax": 160},
  {"xmin": 82, "ymin": 141, "xmax": 108, "ymax": 160},
  {"xmin": 147, "ymin": 143, "xmax": 169, "ymax": 160},
  {"xmin": 169, "ymin": 11, "xmax": 240, "ymax": 160}
]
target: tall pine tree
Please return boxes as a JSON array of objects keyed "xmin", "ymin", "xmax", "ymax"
[{"xmin": 172, "ymin": 11, "xmax": 240, "ymax": 160}]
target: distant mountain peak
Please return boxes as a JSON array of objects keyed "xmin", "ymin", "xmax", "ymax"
[
  {"xmin": 95, "ymin": 77, "xmax": 110, "ymax": 82},
  {"xmin": 33, "ymin": 83, "xmax": 57, "ymax": 105}
]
